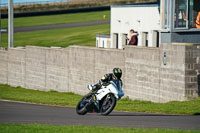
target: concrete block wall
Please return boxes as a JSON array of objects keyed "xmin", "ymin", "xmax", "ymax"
[
  {"xmin": 7, "ymin": 48, "xmax": 26, "ymax": 88},
  {"xmin": 25, "ymin": 46, "xmax": 47, "ymax": 91},
  {"xmin": 0, "ymin": 49, "xmax": 8, "ymax": 84},
  {"xmin": 125, "ymin": 43, "xmax": 200, "ymax": 102},
  {"xmin": 25, "ymin": 46, "xmax": 70, "ymax": 92},
  {"xmin": 94, "ymin": 48, "xmax": 125, "ymax": 83},
  {"xmin": 125, "ymin": 46, "xmax": 161, "ymax": 102},
  {"xmin": 68, "ymin": 46, "xmax": 96, "ymax": 95},
  {"xmin": 0, "ymin": 44, "xmax": 199, "ymax": 103},
  {"xmin": 45, "ymin": 48, "xmax": 69, "ymax": 92},
  {"xmin": 0, "ymin": 46, "xmax": 124, "ymax": 96},
  {"xmin": 185, "ymin": 44, "xmax": 200, "ymax": 98},
  {"xmin": 159, "ymin": 44, "xmax": 186, "ymax": 102}
]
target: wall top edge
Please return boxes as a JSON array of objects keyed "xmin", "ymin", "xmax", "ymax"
[
  {"xmin": 111, "ymin": 3, "xmax": 158, "ymax": 8},
  {"xmin": 125, "ymin": 45, "xmax": 159, "ymax": 50},
  {"xmin": 7, "ymin": 45, "xmax": 124, "ymax": 52},
  {"xmin": 171, "ymin": 43, "xmax": 200, "ymax": 46},
  {"xmin": 9, "ymin": 47, "xmax": 26, "ymax": 51},
  {"xmin": 25, "ymin": 45, "xmax": 68, "ymax": 51},
  {"xmin": 69, "ymin": 45, "xmax": 124, "ymax": 52}
]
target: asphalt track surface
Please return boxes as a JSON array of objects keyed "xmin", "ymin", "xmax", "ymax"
[
  {"xmin": 2, "ymin": 20, "xmax": 110, "ymax": 33},
  {"xmin": 0, "ymin": 100, "xmax": 200, "ymax": 130}
]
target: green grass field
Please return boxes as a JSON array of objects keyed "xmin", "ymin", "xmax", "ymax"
[
  {"xmin": 0, "ymin": 124, "xmax": 199, "ymax": 133},
  {"xmin": 0, "ymin": 84, "xmax": 81, "ymax": 107},
  {"xmin": 0, "ymin": 84, "xmax": 200, "ymax": 115},
  {"xmin": 1, "ymin": 24, "xmax": 110, "ymax": 47},
  {"xmin": 1, "ymin": 10, "xmax": 110, "ymax": 28},
  {"xmin": 116, "ymin": 97, "xmax": 200, "ymax": 115},
  {"xmin": 1, "ymin": 11, "xmax": 110, "ymax": 48}
]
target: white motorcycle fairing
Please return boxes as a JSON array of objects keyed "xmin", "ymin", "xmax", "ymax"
[{"xmin": 89, "ymin": 80, "xmax": 124, "ymax": 101}]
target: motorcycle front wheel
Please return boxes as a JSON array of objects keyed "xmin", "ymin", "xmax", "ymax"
[
  {"xmin": 76, "ymin": 95, "xmax": 91, "ymax": 115},
  {"xmin": 100, "ymin": 93, "xmax": 116, "ymax": 116}
]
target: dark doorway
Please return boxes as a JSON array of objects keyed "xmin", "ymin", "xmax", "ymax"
[
  {"xmin": 144, "ymin": 32, "xmax": 148, "ymax": 47},
  {"xmin": 156, "ymin": 31, "xmax": 160, "ymax": 47}
]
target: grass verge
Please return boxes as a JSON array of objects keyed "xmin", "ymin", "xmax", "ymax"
[
  {"xmin": 0, "ymin": 124, "xmax": 199, "ymax": 133},
  {"xmin": 1, "ymin": 10, "xmax": 110, "ymax": 28},
  {"xmin": 0, "ymin": 84, "xmax": 81, "ymax": 107},
  {"xmin": 116, "ymin": 97, "xmax": 200, "ymax": 115},
  {"xmin": 1, "ymin": 24, "xmax": 110, "ymax": 47},
  {"xmin": 0, "ymin": 84, "xmax": 200, "ymax": 115}
]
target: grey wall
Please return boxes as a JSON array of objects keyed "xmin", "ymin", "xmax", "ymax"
[
  {"xmin": 160, "ymin": 31, "xmax": 200, "ymax": 44},
  {"xmin": 0, "ymin": 49, "xmax": 8, "ymax": 84},
  {"xmin": 0, "ymin": 44, "xmax": 199, "ymax": 103},
  {"xmin": 125, "ymin": 44, "xmax": 187, "ymax": 102}
]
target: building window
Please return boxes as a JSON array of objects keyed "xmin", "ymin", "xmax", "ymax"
[
  {"xmin": 161, "ymin": 0, "xmax": 171, "ymax": 29},
  {"xmin": 174, "ymin": 0, "xmax": 188, "ymax": 29},
  {"xmin": 188, "ymin": 0, "xmax": 200, "ymax": 28},
  {"xmin": 164, "ymin": 0, "xmax": 170, "ymax": 29},
  {"xmin": 173, "ymin": 0, "xmax": 200, "ymax": 29}
]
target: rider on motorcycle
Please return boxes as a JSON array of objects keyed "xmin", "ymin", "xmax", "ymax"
[
  {"xmin": 90, "ymin": 68, "xmax": 122, "ymax": 92},
  {"xmin": 77, "ymin": 68, "xmax": 124, "ymax": 115}
]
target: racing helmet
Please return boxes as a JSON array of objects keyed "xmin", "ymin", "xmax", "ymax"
[{"xmin": 113, "ymin": 68, "xmax": 122, "ymax": 79}]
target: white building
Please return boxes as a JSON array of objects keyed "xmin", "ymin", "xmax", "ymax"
[
  {"xmin": 96, "ymin": 0, "xmax": 200, "ymax": 49},
  {"xmin": 96, "ymin": 3, "xmax": 160, "ymax": 49},
  {"xmin": 110, "ymin": 3, "xmax": 160, "ymax": 49}
]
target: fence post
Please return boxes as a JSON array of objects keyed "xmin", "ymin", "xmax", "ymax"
[{"xmin": 8, "ymin": 0, "xmax": 14, "ymax": 48}]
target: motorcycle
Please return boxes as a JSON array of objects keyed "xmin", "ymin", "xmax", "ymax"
[{"xmin": 76, "ymin": 80, "xmax": 124, "ymax": 116}]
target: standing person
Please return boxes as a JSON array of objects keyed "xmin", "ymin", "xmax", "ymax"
[
  {"xmin": 127, "ymin": 29, "xmax": 138, "ymax": 46},
  {"xmin": 196, "ymin": 11, "xmax": 200, "ymax": 29}
]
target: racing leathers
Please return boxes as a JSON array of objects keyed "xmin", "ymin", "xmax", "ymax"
[{"xmin": 91, "ymin": 73, "xmax": 122, "ymax": 91}]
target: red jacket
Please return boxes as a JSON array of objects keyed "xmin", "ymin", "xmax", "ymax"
[{"xmin": 128, "ymin": 33, "xmax": 138, "ymax": 45}]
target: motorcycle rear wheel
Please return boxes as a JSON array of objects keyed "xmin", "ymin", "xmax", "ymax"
[{"xmin": 100, "ymin": 93, "xmax": 116, "ymax": 116}]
